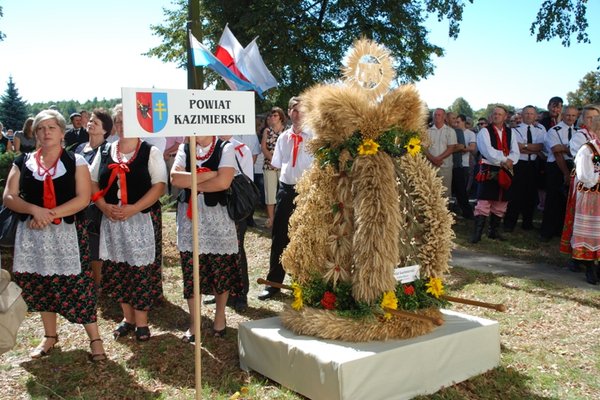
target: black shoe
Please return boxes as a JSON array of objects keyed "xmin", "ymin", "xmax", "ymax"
[
  {"xmin": 257, "ymin": 288, "xmax": 280, "ymax": 301},
  {"xmin": 567, "ymin": 261, "xmax": 582, "ymax": 273},
  {"xmin": 203, "ymin": 296, "xmax": 216, "ymax": 305},
  {"xmin": 234, "ymin": 298, "xmax": 248, "ymax": 312},
  {"xmin": 503, "ymin": 226, "xmax": 514, "ymax": 233},
  {"xmin": 585, "ymin": 264, "xmax": 599, "ymax": 285}
]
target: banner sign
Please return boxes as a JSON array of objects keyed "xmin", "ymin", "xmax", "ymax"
[
  {"xmin": 122, "ymin": 87, "xmax": 255, "ymax": 138},
  {"xmin": 393, "ymin": 265, "xmax": 421, "ymax": 283}
]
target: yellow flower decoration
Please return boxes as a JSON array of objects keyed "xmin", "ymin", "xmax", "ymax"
[
  {"xmin": 358, "ymin": 138, "xmax": 379, "ymax": 156},
  {"xmin": 426, "ymin": 277, "xmax": 445, "ymax": 298},
  {"xmin": 291, "ymin": 282, "xmax": 303, "ymax": 310},
  {"xmin": 404, "ymin": 137, "xmax": 421, "ymax": 156},
  {"xmin": 380, "ymin": 291, "xmax": 398, "ymax": 320}
]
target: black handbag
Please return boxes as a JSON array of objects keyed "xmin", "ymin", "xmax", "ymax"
[
  {"xmin": 226, "ymin": 155, "xmax": 260, "ymax": 222},
  {"xmin": 0, "ymin": 206, "xmax": 18, "ymax": 248}
]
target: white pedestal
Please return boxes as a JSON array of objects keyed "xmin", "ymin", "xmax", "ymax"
[{"xmin": 238, "ymin": 310, "xmax": 500, "ymax": 400}]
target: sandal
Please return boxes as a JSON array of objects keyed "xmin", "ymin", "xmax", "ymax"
[
  {"xmin": 30, "ymin": 335, "xmax": 58, "ymax": 359},
  {"xmin": 135, "ymin": 326, "xmax": 151, "ymax": 342},
  {"xmin": 88, "ymin": 338, "xmax": 107, "ymax": 362},
  {"xmin": 113, "ymin": 321, "xmax": 135, "ymax": 339},
  {"xmin": 181, "ymin": 330, "xmax": 195, "ymax": 344}
]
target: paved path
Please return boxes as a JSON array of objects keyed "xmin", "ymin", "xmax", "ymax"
[
  {"xmin": 249, "ymin": 214, "xmax": 598, "ymax": 291},
  {"xmin": 451, "ymin": 247, "xmax": 598, "ymax": 290}
]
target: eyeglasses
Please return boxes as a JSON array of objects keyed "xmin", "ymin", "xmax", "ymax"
[{"xmin": 478, "ymin": 122, "xmax": 487, "ymax": 126}]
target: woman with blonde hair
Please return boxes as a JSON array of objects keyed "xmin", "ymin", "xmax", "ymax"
[{"xmin": 3, "ymin": 109, "xmax": 106, "ymax": 361}]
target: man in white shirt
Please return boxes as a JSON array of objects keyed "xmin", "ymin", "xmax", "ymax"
[
  {"xmin": 425, "ymin": 108, "xmax": 457, "ymax": 196},
  {"xmin": 504, "ymin": 106, "xmax": 545, "ymax": 232},
  {"xmin": 258, "ymin": 97, "xmax": 314, "ymax": 300},
  {"xmin": 540, "ymin": 106, "xmax": 578, "ymax": 242},
  {"xmin": 470, "ymin": 106, "xmax": 520, "ymax": 243}
]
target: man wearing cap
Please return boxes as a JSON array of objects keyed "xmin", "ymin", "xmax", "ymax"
[
  {"xmin": 64, "ymin": 112, "xmax": 89, "ymax": 150},
  {"xmin": 258, "ymin": 97, "xmax": 314, "ymax": 300},
  {"xmin": 540, "ymin": 96, "xmax": 563, "ymax": 131}
]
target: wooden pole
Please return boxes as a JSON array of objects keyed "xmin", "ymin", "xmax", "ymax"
[
  {"xmin": 187, "ymin": 1, "xmax": 202, "ymax": 399},
  {"xmin": 441, "ymin": 295, "xmax": 507, "ymax": 312}
]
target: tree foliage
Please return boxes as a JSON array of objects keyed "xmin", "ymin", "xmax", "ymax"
[
  {"xmin": 28, "ymin": 98, "xmax": 121, "ymax": 120},
  {"xmin": 145, "ymin": 0, "xmax": 474, "ymax": 110},
  {"xmin": 530, "ymin": 0, "xmax": 589, "ymax": 47},
  {"xmin": 448, "ymin": 97, "xmax": 474, "ymax": 117},
  {"xmin": 567, "ymin": 71, "xmax": 600, "ymax": 107},
  {"xmin": 0, "ymin": 77, "xmax": 29, "ymax": 131},
  {"xmin": 0, "ymin": 6, "xmax": 5, "ymax": 42}
]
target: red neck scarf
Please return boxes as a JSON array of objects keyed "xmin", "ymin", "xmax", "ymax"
[
  {"xmin": 234, "ymin": 144, "xmax": 245, "ymax": 158},
  {"xmin": 36, "ymin": 149, "xmax": 62, "ymax": 224},
  {"xmin": 492, "ymin": 125, "xmax": 509, "ymax": 156},
  {"xmin": 186, "ymin": 167, "xmax": 211, "ymax": 219},
  {"xmin": 91, "ymin": 140, "xmax": 140, "ymax": 205},
  {"xmin": 290, "ymin": 131, "xmax": 303, "ymax": 167}
]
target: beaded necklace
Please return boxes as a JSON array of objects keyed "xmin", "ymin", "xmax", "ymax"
[
  {"xmin": 196, "ymin": 136, "xmax": 216, "ymax": 161},
  {"xmin": 116, "ymin": 139, "xmax": 141, "ymax": 164},
  {"xmin": 35, "ymin": 149, "xmax": 62, "ymax": 178}
]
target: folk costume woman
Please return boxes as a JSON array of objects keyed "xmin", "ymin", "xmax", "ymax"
[
  {"xmin": 562, "ymin": 115, "xmax": 600, "ymax": 285},
  {"xmin": 171, "ymin": 135, "xmax": 241, "ymax": 342},
  {"xmin": 3, "ymin": 110, "xmax": 106, "ymax": 361},
  {"xmin": 75, "ymin": 108, "xmax": 113, "ymax": 288},
  {"xmin": 90, "ymin": 106, "xmax": 166, "ymax": 342}
]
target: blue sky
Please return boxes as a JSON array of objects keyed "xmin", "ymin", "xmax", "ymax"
[{"xmin": 1, "ymin": 1, "xmax": 599, "ymax": 111}]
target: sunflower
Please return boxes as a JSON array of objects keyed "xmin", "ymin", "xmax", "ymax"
[
  {"xmin": 380, "ymin": 291, "xmax": 398, "ymax": 320},
  {"xmin": 291, "ymin": 283, "xmax": 303, "ymax": 310},
  {"xmin": 357, "ymin": 138, "xmax": 379, "ymax": 156},
  {"xmin": 426, "ymin": 277, "xmax": 445, "ymax": 298},
  {"xmin": 404, "ymin": 137, "xmax": 421, "ymax": 156}
]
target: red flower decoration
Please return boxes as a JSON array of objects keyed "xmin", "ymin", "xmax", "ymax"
[
  {"xmin": 320, "ymin": 291, "xmax": 337, "ymax": 310},
  {"xmin": 403, "ymin": 285, "xmax": 415, "ymax": 296}
]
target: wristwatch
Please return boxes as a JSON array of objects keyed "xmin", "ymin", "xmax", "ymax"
[{"xmin": 524, "ymin": 144, "xmax": 528, "ymax": 149}]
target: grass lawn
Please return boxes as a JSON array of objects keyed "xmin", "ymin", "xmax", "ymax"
[{"xmin": 1, "ymin": 211, "xmax": 599, "ymax": 399}]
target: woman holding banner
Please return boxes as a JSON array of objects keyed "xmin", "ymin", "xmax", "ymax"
[
  {"xmin": 171, "ymin": 135, "xmax": 242, "ymax": 342},
  {"xmin": 89, "ymin": 105, "xmax": 166, "ymax": 342}
]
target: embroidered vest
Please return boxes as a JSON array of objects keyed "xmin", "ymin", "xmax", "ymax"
[
  {"xmin": 17, "ymin": 151, "xmax": 77, "ymax": 223},
  {"xmin": 483, "ymin": 125, "xmax": 512, "ymax": 166},
  {"xmin": 98, "ymin": 141, "xmax": 153, "ymax": 212},
  {"xmin": 180, "ymin": 139, "xmax": 227, "ymax": 206}
]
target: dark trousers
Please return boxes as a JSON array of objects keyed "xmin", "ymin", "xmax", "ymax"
[
  {"xmin": 452, "ymin": 167, "xmax": 473, "ymax": 218},
  {"xmin": 235, "ymin": 219, "xmax": 248, "ymax": 298},
  {"xmin": 504, "ymin": 159, "xmax": 538, "ymax": 229},
  {"xmin": 540, "ymin": 162, "xmax": 568, "ymax": 238},
  {"xmin": 266, "ymin": 182, "xmax": 297, "ymax": 284}
]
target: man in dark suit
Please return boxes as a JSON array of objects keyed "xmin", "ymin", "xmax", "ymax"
[{"xmin": 64, "ymin": 112, "xmax": 89, "ymax": 150}]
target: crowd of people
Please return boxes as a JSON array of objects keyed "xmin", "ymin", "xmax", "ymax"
[
  {"xmin": 425, "ymin": 96, "xmax": 600, "ymax": 285},
  {"xmin": 0, "ymin": 96, "xmax": 315, "ymax": 360},
  {"xmin": 1, "ymin": 92, "xmax": 599, "ymax": 363}
]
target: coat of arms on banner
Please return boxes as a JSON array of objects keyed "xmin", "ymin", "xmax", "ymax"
[{"xmin": 135, "ymin": 92, "xmax": 168, "ymax": 133}]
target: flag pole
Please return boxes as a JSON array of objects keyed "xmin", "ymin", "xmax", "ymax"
[{"xmin": 187, "ymin": 1, "xmax": 203, "ymax": 399}]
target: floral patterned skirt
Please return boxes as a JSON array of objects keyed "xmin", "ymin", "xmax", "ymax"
[
  {"xmin": 180, "ymin": 251, "xmax": 242, "ymax": 299},
  {"xmin": 101, "ymin": 204, "xmax": 163, "ymax": 310},
  {"xmin": 13, "ymin": 217, "xmax": 97, "ymax": 324}
]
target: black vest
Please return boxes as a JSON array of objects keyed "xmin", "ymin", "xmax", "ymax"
[
  {"xmin": 179, "ymin": 139, "xmax": 227, "ymax": 206},
  {"xmin": 97, "ymin": 141, "xmax": 154, "ymax": 213},
  {"xmin": 483, "ymin": 125, "xmax": 512, "ymax": 167},
  {"xmin": 16, "ymin": 151, "xmax": 77, "ymax": 223}
]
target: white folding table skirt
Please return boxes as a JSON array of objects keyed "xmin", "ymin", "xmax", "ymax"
[{"xmin": 238, "ymin": 310, "xmax": 500, "ymax": 400}]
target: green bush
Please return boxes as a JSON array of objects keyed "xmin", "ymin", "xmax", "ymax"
[{"xmin": 0, "ymin": 151, "xmax": 17, "ymax": 203}]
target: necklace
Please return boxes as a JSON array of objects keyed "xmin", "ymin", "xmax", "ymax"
[
  {"xmin": 116, "ymin": 139, "xmax": 141, "ymax": 164},
  {"xmin": 35, "ymin": 149, "xmax": 62, "ymax": 178},
  {"xmin": 196, "ymin": 136, "xmax": 217, "ymax": 161}
]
